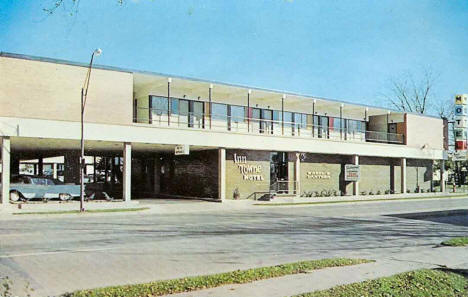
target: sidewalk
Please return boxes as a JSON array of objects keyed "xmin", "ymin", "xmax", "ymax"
[
  {"xmin": 255, "ymin": 192, "xmax": 467, "ymax": 205},
  {"xmin": 164, "ymin": 246, "xmax": 468, "ymax": 297},
  {"xmin": 0, "ymin": 192, "xmax": 466, "ymax": 218}
]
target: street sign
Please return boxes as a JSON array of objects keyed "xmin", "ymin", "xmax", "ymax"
[
  {"xmin": 175, "ymin": 144, "xmax": 189, "ymax": 155},
  {"xmin": 344, "ymin": 164, "xmax": 360, "ymax": 182}
]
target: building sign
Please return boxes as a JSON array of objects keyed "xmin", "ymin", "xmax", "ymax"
[
  {"xmin": 344, "ymin": 164, "xmax": 360, "ymax": 182},
  {"xmin": 175, "ymin": 144, "xmax": 189, "ymax": 155},
  {"xmin": 306, "ymin": 171, "xmax": 331, "ymax": 179},
  {"xmin": 454, "ymin": 94, "xmax": 468, "ymax": 160},
  {"xmin": 233, "ymin": 153, "xmax": 264, "ymax": 181}
]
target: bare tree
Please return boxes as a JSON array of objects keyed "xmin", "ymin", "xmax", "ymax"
[
  {"xmin": 435, "ymin": 97, "xmax": 455, "ymax": 120},
  {"xmin": 43, "ymin": 0, "xmax": 123, "ymax": 15},
  {"xmin": 382, "ymin": 67, "xmax": 438, "ymax": 115}
]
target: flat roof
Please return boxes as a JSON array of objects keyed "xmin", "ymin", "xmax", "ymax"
[{"xmin": 0, "ymin": 51, "xmax": 441, "ymax": 119}]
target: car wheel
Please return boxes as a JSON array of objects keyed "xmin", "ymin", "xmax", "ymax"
[
  {"xmin": 9, "ymin": 191, "xmax": 21, "ymax": 202},
  {"xmin": 59, "ymin": 193, "xmax": 72, "ymax": 201}
]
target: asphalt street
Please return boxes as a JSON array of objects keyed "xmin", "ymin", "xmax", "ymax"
[{"xmin": 1, "ymin": 198, "xmax": 468, "ymax": 296}]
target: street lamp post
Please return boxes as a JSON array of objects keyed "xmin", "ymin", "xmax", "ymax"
[{"xmin": 80, "ymin": 48, "xmax": 102, "ymax": 212}]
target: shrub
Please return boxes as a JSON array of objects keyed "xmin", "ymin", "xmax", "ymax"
[
  {"xmin": 360, "ymin": 191, "xmax": 367, "ymax": 196},
  {"xmin": 384, "ymin": 189, "xmax": 391, "ymax": 195},
  {"xmin": 376, "ymin": 190, "xmax": 381, "ymax": 195},
  {"xmin": 233, "ymin": 188, "xmax": 240, "ymax": 200},
  {"xmin": 369, "ymin": 191, "xmax": 374, "ymax": 195}
]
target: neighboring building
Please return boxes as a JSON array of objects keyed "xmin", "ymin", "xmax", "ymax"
[{"xmin": 0, "ymin": 52, "xmax": 447, "ymax": 205}]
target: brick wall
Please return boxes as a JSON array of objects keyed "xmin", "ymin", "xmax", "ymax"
[
  {"xmin": 299, "ymin": 154, "xmax": 352, "ymax": 196},
  {"xmin": 159, "ymin": 150, "xmax": 218, "ymax": 199},
  {"xmin": 225, "ymin": 150, "xmax": 270, "ymax": 199}
]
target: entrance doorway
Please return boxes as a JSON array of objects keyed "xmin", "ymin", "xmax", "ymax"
[{"xmin": 270, "ymin": 152, "xmax": 288, "ymax": 193}]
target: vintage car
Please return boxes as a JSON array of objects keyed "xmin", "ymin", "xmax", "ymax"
[{"xmin": 7, "ymin": 175, "xmax": 81, "ymax": 202}]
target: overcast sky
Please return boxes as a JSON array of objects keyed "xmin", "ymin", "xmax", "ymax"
[{"xmin": 1, "ymin": 0, "xmax": 467, "ymax": 113}]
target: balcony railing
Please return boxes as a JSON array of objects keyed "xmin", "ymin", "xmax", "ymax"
[{"xmin": 134, "ymin": 107, "xmax": 404, "ymax": 144}]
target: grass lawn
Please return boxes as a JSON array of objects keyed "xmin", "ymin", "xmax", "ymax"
[
  {"xmin": 13, "ymin": 207, "xmax": 150, "ymax": 215},
  {"xmin": 295, "ymin": 269, "xmax": 468, "ymax": 297},
  {"xmin": 441, "ymin": 237, "xmax": 468, "ymax": 247},
  {"xmin": 63, "ymin": 258, "xmax": 372, "ymax": 297},
  {"xmin": 254, "ymin": 194, "xmax": 467, "ymax": 207}
]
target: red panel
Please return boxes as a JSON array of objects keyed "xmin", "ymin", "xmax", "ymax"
[{"xmin": 455, "ymin": 140, "xmax": 467, "ymax": 150}]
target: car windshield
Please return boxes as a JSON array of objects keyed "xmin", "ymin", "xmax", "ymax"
[{"xmin": 31, "ymin": 178, "xmax": 47, "ymax": 185}]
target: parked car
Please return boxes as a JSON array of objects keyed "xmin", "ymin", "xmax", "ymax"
[{"xmin": 6, "ymin": 175, "xmax": 80, "ymax": 202}]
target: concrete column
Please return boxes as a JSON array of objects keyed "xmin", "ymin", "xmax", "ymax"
[
  {"xmin": 38, "ymin": 157, "xmax": 43, "ymax": 176},
  {"xmin": 53, "ymin": 163, "xmax": 58, "ymax": 179},
  {"xmin": 153, "ymin": 157, "xmax": 161, "ymax": 195},
  {"xmin": 353, "ymin": 155, "xmax": 359, "ymax": 196},
  {"xmin": 11, "ymin": 155, "xmax": 20, "ymax": 175},
  {"xmin": 295, "ymin": 153, "xmax": 301, "ymax": 197},
  {"xmin": 64, "ymin": 151, "xmax": 81, "ymax": 184},
  {"xmin": 440, "ymin": 159, "xmax": 446, "ymax": 192},
  {"xmin": 1, "ymin": 137, "xmax": 11, "ymax": 205},
  {"xmin": 123, "ymin": 143, "xmax": 132, "ymax": 202},
  {"xmin": 401, "ymin": 158, "xmax": 407, "ymax": 194},
  {"xmin": 218, "ymin": 148, "xmax": 226, "ymax": 201}
]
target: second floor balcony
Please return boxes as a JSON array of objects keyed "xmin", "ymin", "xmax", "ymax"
[{"xmin": 133, "ymin": 96, "xmax": 405, "ymax": 145}]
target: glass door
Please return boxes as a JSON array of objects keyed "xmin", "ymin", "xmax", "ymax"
[
  {"xmin": 261, "ymin": 109, "xmax": 273, "ymax": 134},
  {"xmin": 190, "ymin": 101, "xmax": 204, "ymax": 128},
  {"xmin": 179, "ymin": 99, "xmax": 189, "ymax": 127},
  {"xmin": 270, "ymin": 152, "xmax": 289, "ymax": 194},
  {"xmin": 251, "ymin": 108, "xmax": 261, "ymax": 133}
]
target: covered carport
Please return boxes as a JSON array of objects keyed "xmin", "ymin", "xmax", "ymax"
[{"xmin": 1, "ymin": 136, "xmax": 224, "ymax": 205}]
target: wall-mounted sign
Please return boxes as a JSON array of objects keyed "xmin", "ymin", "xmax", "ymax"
[
  {"xmin": 233, "ymin": 153, "xmax": 264, "ymax": 181},
  {"xmin": 175, "ymin": 144, "xmax": 190, "ymax": 155},
  {"xmin": 306, "ymin": 171, "xmax": 331, "ymax": 179},
  {"xmin": 455, "ymin": 95, "xmax": 468, "ymax": 161},
  {"xmin": 344, "ymin": 164, "xmax": 360, "ymax": 182}
]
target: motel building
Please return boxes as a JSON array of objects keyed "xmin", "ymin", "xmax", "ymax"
[{"xmin": 0, "ymin": 52, "xmax": 448, "ymax": 206}]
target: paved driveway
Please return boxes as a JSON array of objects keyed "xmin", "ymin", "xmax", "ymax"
[{"xmin": 1, "ymin": 198, "xmax": 468, "ymax": 296}]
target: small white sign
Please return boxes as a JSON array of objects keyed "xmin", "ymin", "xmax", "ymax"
[
  {"xmin": 175, "ymin": 144, "xmax": 190, "ymax": 155},
  {"xmin": 453, "ymin": 150, "xmax": 467, "ymax": 161},
  {"xmin": 344, "ymin": 164, "xmax": 360, "ymax": 182}
]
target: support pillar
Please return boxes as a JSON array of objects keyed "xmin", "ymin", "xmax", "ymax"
[
  {"xmin": 295, "ymin": 153, "xmax": 301, "ymax": 197},
  {"xmin": 440, "ymin": 159, "xmax": 446, "ymax": 192},
  {"xmin": 401, "ymin": 158, "xmax": 407, "ymax": 194},
  {"xmin": 53, "ymin": 163, "xmax": 58, "ymax": 179},
  {"xmin": 11, "ymin": 155, "xmax": 19, "ymax": 175},
  {"xmin": 93, "ymin": 156, "xmax": 97, "ymax": 183},
  {"xmin": 167, "ymin": 77, "xmax": 172, "ymax": 126},
  {"xmin": 312, "ymin": 99, "xmax": 316, "ymax": 137},
  {"xmin": 218, "ymin": 148, "xmax": 226, "ymax": 201},
  {"xmin": 340, "ymin": 104, "xmax": 344, "ymax": 140},
  {"xmin": 64, "ymin": 151, "xmax": 81, "ymax": 184},
  {"xmin": 1, "ymin": 137, "xmax": 11, "ymax": 205},
  {"xmin": 123, "ymin": 143, "xmax": 132, "ymax": 202},
  {"xmin": 38, "ymin": 157, "xmax": 43, "ymax": 176},
  {"xmin": 247, "ymin": 90, "xmax": 251, "ymax": 132},
  {"xmin": 209, "ymin": 84, "xmax": 213, "ymax": 129},
  {"xmin": 281, "ymin": 94, "xmax": 285, "ymax": 135},
  {"xmin": 353, "ymin": 155, "xmax": 359, "ymax": 196}
]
